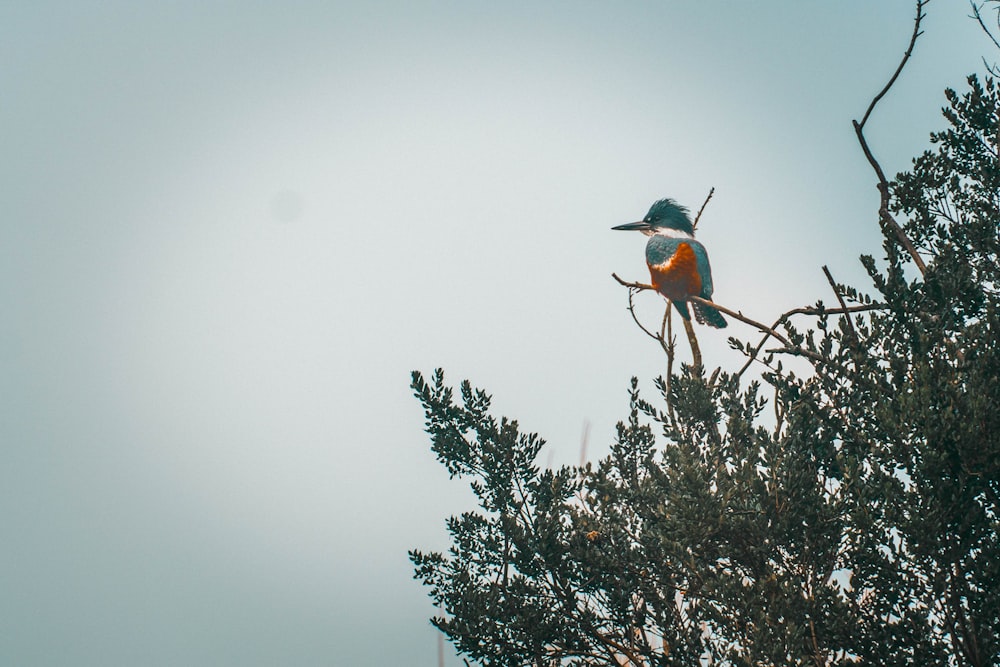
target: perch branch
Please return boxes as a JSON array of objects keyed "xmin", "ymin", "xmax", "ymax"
[
  {"xmin": 615, "ymin": 273, "xmax": 701, "ymax": 373},
  {"xmin": 687, "ymin": 295, "xmax": 791, "ymax": 346},
  {"xmin": 613, "ymin": 273, "xmax": 654, "ymax": 291},
  {"xmin": 682, "ymin": 317, "xmax": 702, "ymax": 368},
  {"xmin": 612, "ymin": 281, "xmax": 885, "ymax": 378},
  {"xmin": 613, "ymin": 272, "xmax": 881, "ymax": 364}
]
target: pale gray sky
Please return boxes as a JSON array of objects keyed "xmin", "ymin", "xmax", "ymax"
[{"xmin": 0, "ymin": 2, "xmax": 991, "ymax": 665}]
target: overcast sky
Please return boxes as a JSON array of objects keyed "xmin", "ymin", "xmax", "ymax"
[{"xmin": 1, "ymin": 2, "xmax": 992, "ymax": 665}]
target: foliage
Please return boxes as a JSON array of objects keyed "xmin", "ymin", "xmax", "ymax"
[{"xmin": 409, "ymin": 75, "xmax": 1000, "ymax": 667}]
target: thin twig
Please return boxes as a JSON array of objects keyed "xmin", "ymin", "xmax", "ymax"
[
  {"xmin": 622, "ymin": 279, "xmax": 680, "ymax": 409},
  {"xmin": 692, "ymin": 187, "xmax": 715, "ymax": 230},
  {"xmin": 735, "ymin": 303, "xmax": 885, "ymax": 377},
  {"xmin": 612, "ymin": 273, "xmax": 654, "ymax": 291},
  {"xmin": 687, "ymin": 188, "xmax": 715, "ymax": 363},
  {"xmin": 663, "ymin": 303, "xmax": 677, "ymax": 421},
  {"xmin": 971, "ymin": 1, "xmax": 1000, "ymax": 49},
  {"xmin": 613, "ymin": 273, "xmax": 705, "ymax": 367},
  {"xmin": 822, "ymin": 265, "xmax": 858, "ymax": 343},
  {"xmin": 767, "ymin": 344, "xmax": 845, "ymax": 369},
  {"xmin": 626, "ymin": 286, "xmax": 668, "ymax": 345},
  {"xmin": 971, "ymin": 1, "xmax": 1000, "ymax": 75},
  {"xmin": 857, "ymin": 0, "xmax": 926, "ymax": 130},
  {"xmin": 969, "ymin": 0, "xmax": 1000, "ymax": 49},
  {"xmin": 616, "ymin": 275, "xmax": 672, "ymax": 359},
  {"xmin": 853, "ymin": 0, "xmax": 928, "ymax": 275}
]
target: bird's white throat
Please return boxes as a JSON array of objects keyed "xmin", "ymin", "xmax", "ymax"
[{"xmin": 653, "ymin": 228, "xmax": 694, "ymax": 239}]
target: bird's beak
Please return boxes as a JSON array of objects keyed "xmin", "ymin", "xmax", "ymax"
[{"xmin": 612, "ymin": 221, "xmax": 652, "ymax": 232}]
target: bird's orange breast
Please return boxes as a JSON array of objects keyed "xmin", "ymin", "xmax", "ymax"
[{"xmin": 648, "ymin": 242, "xmax": 702, "ymax": 300}]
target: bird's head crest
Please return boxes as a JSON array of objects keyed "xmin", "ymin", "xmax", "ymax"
[{"xmin": 644, "ymin": 198, "xmax": 694, "ymax": 235}]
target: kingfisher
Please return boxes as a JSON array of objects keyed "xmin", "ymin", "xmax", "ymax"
[{"xmin": 613, "ymin": 198, "xmax": 727, "ymax": 328}]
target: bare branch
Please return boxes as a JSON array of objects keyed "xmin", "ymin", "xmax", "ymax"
[
  {"xmin": 662, "ymin": 304, "xmax": 677, "ymax": 421},
  {"xmin": 971, "ymin": 1, "xmax": 1000, "ymax": 48},
  {"xmin": 767, "ymin": 344, "xmax": 844, "ymax": 369},
  {"xmin": 688, "ymin": 295, "xmax": 791, "ymax": 346},
  {"xmin": 612, "ymin": 273, "xmax": 655, "ymax": 291},
  {"xmin": 615, "ymin": 275, "xmax": 681, "ymax": 410},
  {"xmin": 822, "ymin": 265, "xmax": 858, "ymax": 343},
  {"xmin": 624, "ymin": 284, "xmax": 667, "ymax": 344},
  {"xmin": 692, "ymin": 187, "xmax": 715, "ymax": 230},
  {"xmin": 857, "ymin": 0, "xmax": 926, "ymax": 131},
  {"xmin": 682, "ymin": 317, "xmax": 702, "ymax": 368},
  {"xmin": 853, "ymin": 0, "xmax": 928, "ymax": 275},
  {"xmin": 971, "ymin": 1, "xmax": 1000, "ymax": 74},
  {"xmin": 612, "ymin": 273, "xmax": 885, "ymax": 376},
  {"xmin": 613, "ymin": 273, "xmax": 703, "ymax": 367},
  {"xmin": 734, "ymin": 302, "xmax": 885, "ymax": 377}
]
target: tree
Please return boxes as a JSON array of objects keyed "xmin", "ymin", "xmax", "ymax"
[{"xmin": 410, "ymin": 4, "xmax": 1000, "ymax": 664}]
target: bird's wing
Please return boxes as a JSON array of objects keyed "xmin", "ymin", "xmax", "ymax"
[{"xmin": 687, "ymin": 240, "xmax": 715, "ymax": 298}]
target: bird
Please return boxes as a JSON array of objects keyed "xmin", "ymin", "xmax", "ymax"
[{"xmin": 613, "ymin": 198, "xmax": 727, "ymax": 328}]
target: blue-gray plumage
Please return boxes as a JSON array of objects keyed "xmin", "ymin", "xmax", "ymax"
[
  {"xmin": 613, "ymin": 198, "xmax": 727, "ymax": 328},
  {"xmin": 642, "ymin": 198, "xmax": 695, "ymax": 235}
]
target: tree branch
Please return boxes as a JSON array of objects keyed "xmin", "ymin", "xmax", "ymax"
[
  {"xmin": 822, "ymin": 265, "xmax": 858, "ymax": 343},
  {"xmin": 662, "ymin": 304, "xmax": 677, "ymax": 421},
  {"xmin": 971, "ymin": 1, "xmax": 1000, "ymax": 75},
  {"xmin": 681, "ymin": 317, "xmax": 702, "ymax": 368},
  {"xmin": 692, "ymin": 187, "xmax": 715, "ymax": 230},
  {"xmin": 612, "ymin": 272, "xmax": 885, "ymax": 376},
  {"xmin": 737, "ymin": 302, "xmax": 884, "ymax": 377},
  {"xmin": 613, "ymin": 274, "xmax": 699, "ymax": 371},
  {"xmin": 857, "ymin": 1, "xmax": 926, "ymax": 130},
  {"xmin": 687, "ymin": 295, "xmax": 791, "ymax": 346},
  {"xmin": 623, "ymin": 283, "xmax": 670, "ymax": 350},
  {"xmin": 853, "ymin": 0, "xmax": 928, "ymax": 275}
]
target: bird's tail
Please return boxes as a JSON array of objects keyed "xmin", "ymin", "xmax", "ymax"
[{"xmin": 692, "ymin": 300, "xmax": 727, "ymax": 328}]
